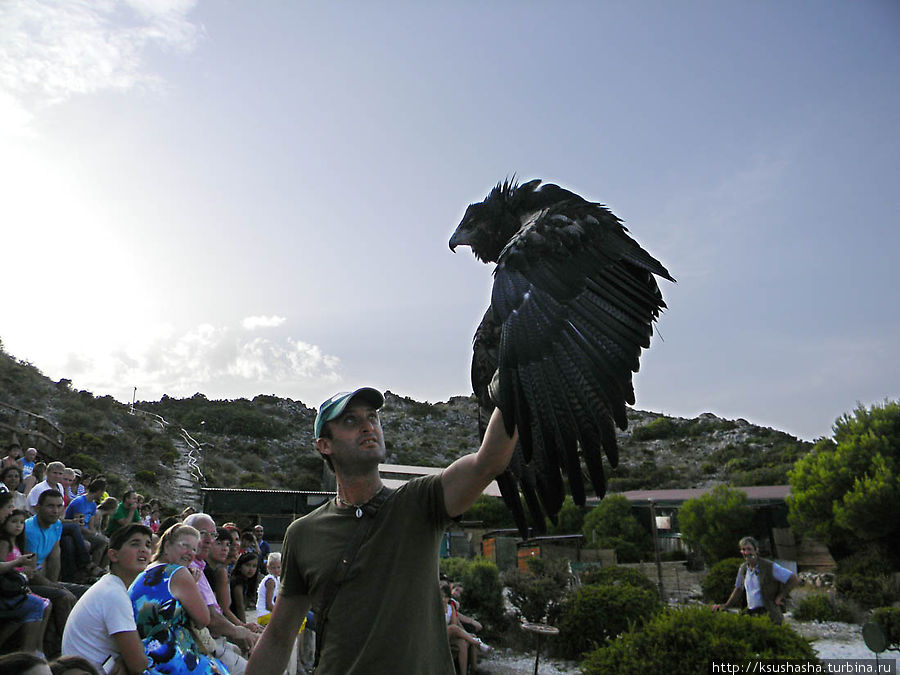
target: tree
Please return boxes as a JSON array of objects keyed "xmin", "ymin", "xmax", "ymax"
[
  {"xmin": 582, "ymin": 495, "xmax": 651, "ymax": 562},
  {"xmin": 787, "ymin": 400, "xmax": 900, "ymax": 563},
  {"xmin": 463, "ymin": 494, "xmax": 516, "ymax": 528},
  {"xmin": 549, "ymin": 496, "xmax": 586, "ymax": 535},
  {"xmin": 678, "ymin": 485, "xmax": 753, "ymax": 564}
]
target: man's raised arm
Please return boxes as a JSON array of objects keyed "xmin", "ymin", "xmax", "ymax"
[{"xmin": 442, "ymin": 408, "xmax": 517, "ymax": 518}]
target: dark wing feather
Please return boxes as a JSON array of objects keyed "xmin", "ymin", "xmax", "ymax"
[
  {"xmin": 472, "ymin": 308, "xmax": 547, "ymax": 536},
  {"xmin": 488, "ymin": 201, "xmax": 671, "ymax": 528}
]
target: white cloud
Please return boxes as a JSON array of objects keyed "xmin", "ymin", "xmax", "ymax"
[
  {"xmin": 0, "ymin": 0, "xmax": 202, "ymax": 135},
  {"xmin": 51, "ymin": 321, "xmax": 342, "ymax": 403},
  {"xmin": 241, "ymin": 315, "xmax": 287, "ymax": 330}
]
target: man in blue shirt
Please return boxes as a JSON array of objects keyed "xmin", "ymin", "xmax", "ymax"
[
  {"xmin": 21, "ymin": 447, "xmax": 37, "ymax": 479},
  {"xmin": 25, "ymin": 489, "xmax": 77, "ymax": 656},
  {"xmin": 65, "ymin": 478, "xmax": 109, "ymax": 569},
  {"xmin": 253, "ymin": 524, "xmax": 271, "ymax": 564},
  {"xmin": 26, "ymin": 490, "xmax": 64, "ymax": 571}
]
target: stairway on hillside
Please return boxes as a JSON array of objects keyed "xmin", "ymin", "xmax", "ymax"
[
  {"xmin": 170, "ymin": 434, "xmax": 203, "ymax": 510},
  {"xmin": 132, "ymin": 408, "xmax": 204, "ymax": 511}
]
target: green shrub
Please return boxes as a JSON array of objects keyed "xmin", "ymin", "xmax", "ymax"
[
  {"xmin": 582, "ymin": 495, "xmax": 650, "ymax": 561},
  {"xmin": 835, "ymin": 546, "xmax": 897, "ymax": 609},
  {"xmin": 837, "ymin": 545, "xmax": 894, "ymax": 577},
  {"xmin": 134, "ymin": 469, "xmax": 157, "ymax": 485},
  {"xmin": 105, "ymin": 474, "xmax": 127, "ymax": 498},
  {"xmin": 440, "ymin": 557, "xmax": 470, "ymax": 583},
  {"xmin": 702, "ymin": 557, "xmax": 743, "ymax": 602},
  {"xmin": 65, "ymin": 451, "xmax": 104, "ymax": 475},
  {"xmin": 580, "ymin": 565, "xmax": 657, "ymax": 593},
  {"xmin": 548, "ymin": 496, "xmax": 585, "ymax": 535},
  {"xmin": 871, "ymin": 607, "xmax": 900, "ymax": 648},
  {"xmin": 596, "ymin": 536, "xmax": 644, "ymax": 563},
  {"xmin": 835, "ymin": 573, "xmax": 897, "ymax": 609},
  {"xmin": 238, "ymin": 472, "xmax": 268, "ymax": 489},
  {"xmin": 631, "ymin": 417, "xmax": 677, "ymax": 441},
  {"xmin": 556, "ymin": 584, "xmax": 660, "ymax": 659},
  {"xmin": 503, "ymin": 557, "xmax": 571, "ymax": 624},
  {"xmin": 679, "ymin": 486, "xmax": 753, "ymax": 564},
  {"xmin": 463, "ymin": 495, "xmax": 516, "ymax": 528},
  {"xmin": 792, "ymin": 592, "xmax": 854, "ymax": 623},
  {"xmin": 461, "ymin": 559, "xmax": 505, "ymax": 627},
  {"xmin": 582, "ymin": 606, "xmax": 817, "ymax": 674}
]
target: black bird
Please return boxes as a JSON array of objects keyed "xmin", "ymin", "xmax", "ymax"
[{"xmin": 449, "ymin": 178, "xmax": 674, "ymax": 537}]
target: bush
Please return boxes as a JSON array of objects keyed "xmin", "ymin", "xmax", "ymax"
[
  {"xmin": 871, "ymin": 607, "xmax": 900, "ymax": 648},
  {"xmin": 503, "ymin": 557, "xmax": 572, "ymax": 624},
  {"xmin": 835, "ymin": 573, "xmax": 897, "ymax": 609},
  {"xmin": 631, "ymin": 417, "xmax": 677, "ymax": 441},
  {"xmin": 440, "ymin": 557, "xmax": 470, "ymax": 583},
  {"xmin": 463, "ymin": 495, "xmax": 516, "ymax": 528},
  {"xmin": 134, "ymin": 469, "xmax": 157, "ymax": 485},
  {"xmin": 837, "ymin": 545, "xmax": 895, "ymax": 577},
  {"xmin": 833, "ymin": 546, "xmax": 897, "ymax": 608},
  {"xmin": 792, "ymin": 592, "xmax": 855, "ymax": 623},
  {"xmin": 702, "ymin": 557, "xmax": 743, "ymax": 602},
  {"xmin": 65, "ymin": 451, "xmax": 104, "ymax": 475},
  {"xmin": 596, "ymin": 536, "xmax": 644, "ymax": 563},
  {"xmin": 556, "ymin": 584, "xmax": 660, "ymax": 659},
  {"xmin": 582, "ymin": 495, "xmax": 650, "ymax": 560},
  {"xmin": 582, "ymin": 606, "xmax": 817, "ymax": 674},
  {"xmin": 580, "ymin": 565, "xmax": 657, "ymax": 593},
  {"xmin": 679, "ymin": 485, "xmax": 754, "ymax": 564},
  {"xmin": 548, "ymin": 496, "xmax": 585, "ymax": 535},
  {"xmin": 461, "ymin": 559, "xmax": 506, "ymax": 627}
]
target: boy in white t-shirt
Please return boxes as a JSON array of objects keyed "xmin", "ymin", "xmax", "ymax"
[{"xmin": 61, "ymin": 523, "xmax": 152, "ymax": 674}]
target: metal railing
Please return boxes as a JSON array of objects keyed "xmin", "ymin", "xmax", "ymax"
[
  {"xmin": 0, "ymin": 400, "xmax": 65, "ymax": 452},
  {"xmin": 132, "ymin": 407, "xmax": 206, "ymax": 486}
]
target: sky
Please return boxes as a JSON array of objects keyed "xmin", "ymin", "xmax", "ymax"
[{"xmin": 1, "ymin": 1, "xmax": 898, "ymax": 442}]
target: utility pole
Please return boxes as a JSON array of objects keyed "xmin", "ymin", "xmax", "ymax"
[{"xmin": 648, "ymin": 499, "xmax": 664, "ymax": 601}]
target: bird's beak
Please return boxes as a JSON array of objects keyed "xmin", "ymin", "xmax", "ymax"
[{"xmin": 448, "ymin": 226, "xmax": 467, "ymax": 252}]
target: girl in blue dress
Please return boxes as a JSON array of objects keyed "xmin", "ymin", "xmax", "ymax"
[{"xmin": 129, "ymin": 523, "xmax": 229, "ymax": 674}]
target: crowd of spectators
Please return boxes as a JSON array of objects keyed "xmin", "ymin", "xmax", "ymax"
[
  {"xmin": 0, "ymin": 443, "xmax": 284, "ymax": 675},
  {"xmin": 2, "ymin": 440, "xmax": 493, "ymax": 674}
]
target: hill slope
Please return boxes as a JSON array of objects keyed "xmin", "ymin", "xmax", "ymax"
[{"xmin": 0, "ymin": 342, "xmax": 813, "ymax": 511}]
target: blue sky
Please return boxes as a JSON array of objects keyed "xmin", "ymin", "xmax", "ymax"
[{"xmin": 1, "ymin": 1, "xmax": 897, "ymax": 441}]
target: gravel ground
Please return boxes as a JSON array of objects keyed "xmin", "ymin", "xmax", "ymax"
[{"xmin": 476, "ymin": 618, "xmax": 898, "ymax": 674}]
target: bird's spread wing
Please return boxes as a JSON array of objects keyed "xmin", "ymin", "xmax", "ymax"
[{"xmin": 486, "ymin": 201, "xmax": 673, "ymax": 533}]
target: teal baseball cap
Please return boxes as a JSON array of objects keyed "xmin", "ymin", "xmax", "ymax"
[{"xmin": 314, "ymin": 387, "xmax": 385, "ymax": 438}]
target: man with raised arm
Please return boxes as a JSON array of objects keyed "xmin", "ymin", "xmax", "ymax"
[{"xmin": 246, "ymin": 387, "xmax": 516, "ymax": 675}]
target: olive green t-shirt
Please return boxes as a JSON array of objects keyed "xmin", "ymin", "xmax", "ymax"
[{"xmin": 281, "ymin": 474, "xmax": 454, "ymax": 675}]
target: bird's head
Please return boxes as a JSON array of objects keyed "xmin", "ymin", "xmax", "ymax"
[
  {"xmin": 450, "ymin": 178, "xmax": 581, "ymax": 262},
  {"xmin": 449, "ymin": 178, "xmax": 535, "ymax": 262}
]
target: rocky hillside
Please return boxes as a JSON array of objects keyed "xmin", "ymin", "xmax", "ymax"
[{"xmin": 0, "ymin": 342, "xmax": 813, "ymax": 512}]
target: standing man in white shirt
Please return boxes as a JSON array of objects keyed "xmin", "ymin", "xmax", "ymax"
[{"xmin": 713, "ymin": 536, "xmax": 799, "ymax": 624}]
